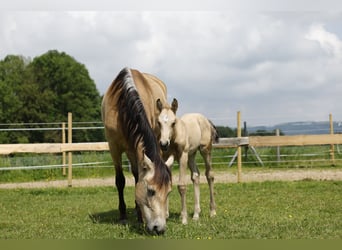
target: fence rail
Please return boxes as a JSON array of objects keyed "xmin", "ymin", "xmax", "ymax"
[
  {"xmin": 0, "ymin": 142, "xmax": 109, "ymax": 154},
  {"xmin": 1, "ymin": 134, "xmax": 342, "ymax": 155}
]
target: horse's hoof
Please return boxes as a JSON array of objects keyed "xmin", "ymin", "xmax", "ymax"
[{"xmin": 119, "ymin": 219, "xmax": 128, "ymax": 225}]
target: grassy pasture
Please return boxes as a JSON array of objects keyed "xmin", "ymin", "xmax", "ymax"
[{"xmin": 0, "ymin": 180, "xmax": 341, "ymax": 239}]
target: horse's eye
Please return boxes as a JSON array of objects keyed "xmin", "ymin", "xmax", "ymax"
[
  {"xmin": 147, "ymin": 188, "xmax": 156, "ymax": 197},
  {"xmin": 171, "ymin": 122, "xmax": 176, "ymax": 127}
]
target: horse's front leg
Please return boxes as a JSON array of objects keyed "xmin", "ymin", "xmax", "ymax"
[
  {"xmin": 115, "ymin": 165, "xmax": 127, "ymax": 223},
  {"xmin": 131, "ymin": 162, "xmax": 143, "ymax": 223},
  {"xmin": 177, "ymin": 152, "xmax": 188, "ymax": 225}
]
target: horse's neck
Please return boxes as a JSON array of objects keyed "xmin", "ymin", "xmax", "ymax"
[{"xmin": 173, "ymin": 118, "xmax": 187, "ymax": 144}]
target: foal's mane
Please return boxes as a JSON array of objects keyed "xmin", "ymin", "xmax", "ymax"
[{"xmin": 110, "ymin": 67, "xmax": 171, "ymax": 186}]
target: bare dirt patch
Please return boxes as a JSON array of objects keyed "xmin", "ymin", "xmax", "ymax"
[{"xmin": 0, "ymin": 168, "xmax": 341, "ymax": 189}]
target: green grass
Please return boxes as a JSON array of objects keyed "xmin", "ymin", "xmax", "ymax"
[{"xmin": 0, "ymin": 180, "xmax": 341, "ymax": 239}]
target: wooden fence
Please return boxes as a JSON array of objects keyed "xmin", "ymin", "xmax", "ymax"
[
  {"xmin": 2, "ymin": 134, "xmax": 342, "ymax": 154},
  {"xmin": 1, "ymin": 112, "xmax": 342, "ymax": 185}
]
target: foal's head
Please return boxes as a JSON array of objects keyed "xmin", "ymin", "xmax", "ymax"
[
  {"xmin": 135, "ymin": 153, "xmax": 174, "ymax": 234},
  {"xmin": 156, "ymin": 98, "xmax": 178, "ymax": 151}
]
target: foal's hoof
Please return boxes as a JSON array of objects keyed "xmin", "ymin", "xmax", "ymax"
[
  {"xmin": 210, "ymin": 210, "xmax": 217, "ymax": 217},
  {"xmin": 192, "ymin": 214, "xmax": 200, "ymax": 221},
  {"xmin": 181, "ymin": 217, "xmax": 188, "ymax": 225}
]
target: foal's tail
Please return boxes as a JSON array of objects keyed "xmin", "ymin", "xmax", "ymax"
[{"xmin": 208, "ymin": 119, "xmax": 219, "ymax": 144}]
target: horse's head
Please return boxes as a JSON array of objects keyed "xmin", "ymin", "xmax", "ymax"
[
  {"xmin": 135, "ymin": 153, "xmax": 174, "ymax": 234},
  {"xmin": 156, "ymin": 98, "xmax": 178, "ymax": 151}
]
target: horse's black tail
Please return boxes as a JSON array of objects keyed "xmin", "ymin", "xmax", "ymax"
[{"xmin": 208, "ymin": 119, "xmax": 219, "ymax": 144}]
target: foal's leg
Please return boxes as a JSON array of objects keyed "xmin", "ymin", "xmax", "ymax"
[
  {"xmin": 188, "ymin": 153, "xmax": 201, "ymax": 221},
  {"xmin": 178, "ymin": 152, "xmax": 188, "ymax": 225},
  {"xmin": 200, "ymin": 147, "xmax": 216, "ymax": 217}
]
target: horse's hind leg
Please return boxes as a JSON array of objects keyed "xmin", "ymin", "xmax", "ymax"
[
  {"xmin": 188, "ymin": 153, "xmax": 201, "ymax": 221},
  {"xmin": 200, "ymin": 147, "xmax": 216, "ymax": 217}
]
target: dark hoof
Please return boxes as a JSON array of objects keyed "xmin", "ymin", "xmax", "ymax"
[{"xmin": 119, "ymin": 218, "xmax": 128, "ymax": 225}]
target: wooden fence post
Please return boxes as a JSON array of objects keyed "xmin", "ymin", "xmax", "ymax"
[
  {"xmin": 329, "ymin": 113, "xmax": 335, "ymax": 166},
  {"xmin": 243, "ymin": 121, "xmax": 248, "ymax": 161},
  {"xmin": 237, "ymin": 111, "xmax": 242, "ymax": 183},
  {"xmin": 67, "ymin": 112, "xmax": 73, "ymax": 187},
  {"xmin": 62, "ymin": 122, "xmax": 66, "ymax": 176},
  {"xmin": 276, "ymin": 129, "xmax": 281, "ymax": 164}
]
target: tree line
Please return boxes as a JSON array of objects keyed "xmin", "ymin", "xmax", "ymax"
[{"xmin": 0, "ymin": 50, "xmax": 104, "ymax": 143}]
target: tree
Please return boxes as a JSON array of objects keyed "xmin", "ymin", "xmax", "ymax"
[
  {"xmin": 29, "ymin": 50, "xmax": 103, "ymax": 142},
  {"xmin": 216, "ymin": 126, "xmax": 235, "ymax": 137},
  {"xmin": 0, "ymin": 55, "xmax": 27, "ymax": 123},
  {"xmin": 0, "ymin": 51, "xmax": 104, "ymax": 143},
  {"xmin": 0, "ymin": 55, "xmax": 30, "ymax": 143}
]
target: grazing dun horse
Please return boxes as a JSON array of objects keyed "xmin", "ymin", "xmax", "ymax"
[
  {"xmin": 156, "ymin": 98, "xmax": 218, "ymax": 224},
  {"xmin": 102, "ymin": 67, "xmax": 174, "ymax": 234}
]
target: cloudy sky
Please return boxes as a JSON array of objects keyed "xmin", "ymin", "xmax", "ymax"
[{"xmin": 1, "ymin": 1, "xmax": 342, "ymax": 127}]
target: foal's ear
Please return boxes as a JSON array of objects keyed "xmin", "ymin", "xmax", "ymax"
[
  {"xmin": 156, "ymin": 99, "xmax": 163, "ymax": 112},
  {"xmin": 171, "ymin": 98, "xmax": 178, "ymax": 114}
]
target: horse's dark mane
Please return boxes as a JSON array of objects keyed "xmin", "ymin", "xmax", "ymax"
[{"xmin": 111, "ymin": 67, "xmax": 171, "ymax": 186}]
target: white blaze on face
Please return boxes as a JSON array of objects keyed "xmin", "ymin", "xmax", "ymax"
[
  {"xmin": 158, "ymin": 109, "xmax": 177, "ymax": 151},
  {"xmin": 136, "ymin": 183, "xmax": 169, "ymax": 234},
  {"xmin": 135, "ymin": 164, "xmax": 170, "ymax": 234},
  {"xmin": 163, "ymin": 114, "xmax": 169, "ymax": 123},
  {"xmin": 143, "ymin": 199, "xmax": 167, "ymax": 233}
]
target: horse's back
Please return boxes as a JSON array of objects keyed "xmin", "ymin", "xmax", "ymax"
[
  {"xmin": 101, "ymin": 79, "xmax": 125, "ymax": 153},
  {"xmin": 102, "ymin": 68, "xmax": 168, "ymax": 153},
  {"xmin": 131, "ymin": 70, "xmax": 169, "ymax": 131},
  {"xmin": 180, "ymin": 113, "xmax": 213, "ymax": 150}
]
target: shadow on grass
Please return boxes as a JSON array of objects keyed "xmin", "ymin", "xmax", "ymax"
[
  {"xmin": 89, "ymin": 209, "xmax": 181, "ymax": 235},
  {"xmin": 89, "ymin": 208, "xmax": 146, "ymax": 235},
  {"xmin": 89, "ymin": 209, "xmax": 121, "ymax": 224}
]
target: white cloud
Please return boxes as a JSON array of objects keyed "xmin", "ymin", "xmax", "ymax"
[
  {"xmin": 305, "ymin": 23, "xmax": 342, "ymax": 59},
  {"xmin": 1, "ymin": 11, "xmax": 342, "ymax": 126}
]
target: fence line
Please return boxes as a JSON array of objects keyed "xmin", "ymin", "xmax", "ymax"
[
  {"xmin": 1, "ymin": 112, "xmax": 341, "ymax": 185},
  {"xmin": 0, "ymin": 161, "xmax": 113, "ymax": 171}
]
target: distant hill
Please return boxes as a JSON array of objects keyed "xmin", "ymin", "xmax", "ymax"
[{"xmin": 248, "ymin": 121, "xmax": 342, "ymax": 135}]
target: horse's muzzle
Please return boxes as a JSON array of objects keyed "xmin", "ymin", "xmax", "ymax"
[
  {"xmin": 160, "ymin": 141, "xmax": 169, "ymax": 151},
  {"xmin": 149, "ymin": 225, "xmax": 165, "ymax": 235}
]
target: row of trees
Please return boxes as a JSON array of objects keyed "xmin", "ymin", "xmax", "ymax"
[{"xmin": 0, "ymin": 50, "xmax": 104, "ymax": 143}]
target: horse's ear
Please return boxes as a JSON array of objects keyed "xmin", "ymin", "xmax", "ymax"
[
  {"xmin": 143, "ymin": 153, "xmax": 154, "ymax": 170},
  {"xmin": 171, "ymin": 98, "xmax": 178, "ymax": 114},
  {"xmin": 144, "ymin": 153, "xmax": 154, "ymax": 173},
  {"xmin": 165, "ymin": 155, "xmax": 174, "ymax": 168},
  {"xmin": 156, "ymin": 99, "xmax": 163, "ymax": 112},
  {"xmin": 143, "ymin": 154, "xmax": 155, "ymax": 180}
]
